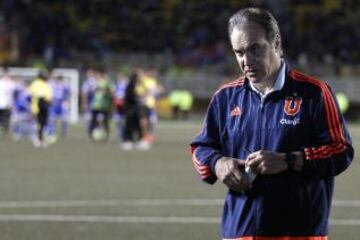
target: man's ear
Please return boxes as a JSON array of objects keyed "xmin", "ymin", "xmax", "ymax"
[{"xmin": 273, "ymin": 34, "xmax": 283, "ymax": 56}]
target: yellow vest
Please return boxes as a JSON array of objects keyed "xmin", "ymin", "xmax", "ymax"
[
  {"xmin": 139, "ymin": 76, "xmax": 158, "ymax": 108},
  {"xmin": 27, "ymin": 78, "xmax": 52, "ymax": 114}
]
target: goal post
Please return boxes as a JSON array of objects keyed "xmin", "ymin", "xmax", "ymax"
[{"xmin": 0, "ymin": 67, "xmax": 80, "ymax": 123}]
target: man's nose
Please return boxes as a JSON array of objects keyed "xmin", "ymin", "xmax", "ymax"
[{"xmin": 243, "ymin": 52, "xmax": 254, "ymax": 67}]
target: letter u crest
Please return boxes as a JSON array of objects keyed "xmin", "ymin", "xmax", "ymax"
[{"xmin": 284, "ymin": 97, "xmax": 302, "ymax": 116}]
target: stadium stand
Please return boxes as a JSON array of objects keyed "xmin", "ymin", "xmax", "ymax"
[
  {"xmin": 0, "ymin": 0, "xmax": 360, "ymax": 104},
  {"xmin": 0, "ymin": 1, "xmax": 359, "ymax": 69}
]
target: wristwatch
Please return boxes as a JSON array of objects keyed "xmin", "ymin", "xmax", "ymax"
[{"xmin": 286, "ymin": 152, "xmax": 296, "ymax": 170}]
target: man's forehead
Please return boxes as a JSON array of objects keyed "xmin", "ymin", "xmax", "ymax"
[{"xmin": 231, "ymin": 24, "xmax": 267, "ymax": 47}]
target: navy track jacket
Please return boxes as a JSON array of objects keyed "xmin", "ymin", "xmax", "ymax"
[{"xmin": 190, "ymin": 65, "xmax": 353, "ymax": 240}]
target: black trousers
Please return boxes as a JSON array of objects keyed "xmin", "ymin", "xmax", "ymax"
[
  {"xmin": 123, "ymin": 106, "xmax": 142, "ymax": 142},
  {"xmin": 37, "ymin": 108, "xmax": 48, "ymax": 141},
  {"xmin": 0, "ymin": 109, "xmax": 11, "ymax": 133},
  {"xmin": 36, "ymin": 98, "xmax": 50, "ymax": 141}
]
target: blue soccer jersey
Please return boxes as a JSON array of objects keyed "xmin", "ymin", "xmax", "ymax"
[
  {"xmin": 50, "ymin": 81, "xmax": 70, "ymax": 116},
  {"xmin": 81, "ymin": 77, "xmax": 97, "ymax": 112},
  {"xmin": 13, "ymin": 86, "xmax": 31, "ymax": 113}
]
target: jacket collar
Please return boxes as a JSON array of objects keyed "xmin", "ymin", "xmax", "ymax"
[{"xmin": 248, "ymin": 60, "xmax": 286, "ymax": 98}]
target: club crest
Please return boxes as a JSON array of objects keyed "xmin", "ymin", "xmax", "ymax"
[{"xmin": 284, "ymin": 97, "xmax": 302, "ymax": 116}]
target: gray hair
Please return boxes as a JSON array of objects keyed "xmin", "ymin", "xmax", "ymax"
[{"xmin": 228, "ymin": 8, "xmax": 282, "ymax": 47}]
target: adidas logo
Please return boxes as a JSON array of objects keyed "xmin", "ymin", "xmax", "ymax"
[{"xmin": 230, "ymin": 106, "xmax": 241, "ymax": 116}]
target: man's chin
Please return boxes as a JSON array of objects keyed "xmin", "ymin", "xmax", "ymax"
[{"xmin": 246, "ymin": 75, "xmax": 261, "ymax": 83}]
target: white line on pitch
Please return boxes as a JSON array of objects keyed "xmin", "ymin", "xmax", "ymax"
[
  {"xmin": 0, "ymin": 215, "xmax": 219, "ymax": 224},
  {"xmin": 333, "ymin": 200, "xmax": 360, "ymax": 207},
  {"xmin": 0, "ymin": 199, "xmax": 223, "ymax": 208},
  {"xmin": 329, "ymin": 219, "xmax": 360, "ymax": 226},
  {"xmin": 0, "ymin": 214, "xmax": 358, "ymax": 226},
  {"xmin": 0, "ymin": 199, "xmax": 357, "ymax": 209}
]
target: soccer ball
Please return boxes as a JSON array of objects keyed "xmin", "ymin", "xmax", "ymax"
[{"xmin": 92, "ymin": 127, "xmax": 107, "ymax": 141}]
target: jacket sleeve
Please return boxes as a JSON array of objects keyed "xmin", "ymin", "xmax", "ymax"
[
  {"xmin": 301, "ymin": 83, "xmax": 353, "ymax": 178},
  {"xmin": 190, "ymin": 96, "xmax": 223, "ymax": 184}
]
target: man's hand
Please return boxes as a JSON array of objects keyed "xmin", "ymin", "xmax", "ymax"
[
  {"xmin": 215, "ymin": 157, "xmax": 251, "ymax": 192},
  {"xmin": 246, "ymin": 150, "xmax": 287, "ymax": 175}
]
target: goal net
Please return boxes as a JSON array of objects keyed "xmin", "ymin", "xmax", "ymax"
[{"xmin": 0, "ymin": 67, "xmax": 79, "ymax": 123}]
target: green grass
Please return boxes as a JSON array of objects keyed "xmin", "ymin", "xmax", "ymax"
[{"xmin": 0, "ymin": 120, "xmax": 359, "ymax": 239}]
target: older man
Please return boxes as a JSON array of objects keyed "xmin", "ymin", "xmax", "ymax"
[{"xmin": 191, "ymin": 7, "xmax": 353, "ymax": 240}]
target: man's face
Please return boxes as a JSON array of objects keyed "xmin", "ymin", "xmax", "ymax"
[{"xmin": 230, "ymin": 23, "xmax": 281, "ymax": 84}]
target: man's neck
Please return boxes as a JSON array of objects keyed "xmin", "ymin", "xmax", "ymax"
[
  {"xmin": 252, "ymin": 62, "xmax": 282, "ymax": 95},
  {"xmin": 252, "ymin": 79, "xmax": 275, "ymax": 95}
]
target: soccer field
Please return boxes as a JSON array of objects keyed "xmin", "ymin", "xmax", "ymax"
[{"xmin": 0, "ymin": 120, "xmax": 359, "ymax": 240}]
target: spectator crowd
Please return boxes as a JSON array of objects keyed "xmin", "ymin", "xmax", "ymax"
[{"xmin": 0, "ymin": 0, "xmax": 359, "ymax": 72}]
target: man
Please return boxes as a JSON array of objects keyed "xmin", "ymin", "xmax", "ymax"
[
  {"xmin": 190, "ymin": 8, "xmax": 353, "ymax": 240},
  {"xmin": 136, "ymin": 68, "xmax": 164, "ymax": 148},
  {"xmin": 81, "ymin": 68, "xmax": 97, "ymax": 138},
  {"xmin": 177, "ymin": 88, "xmax": 193, "ymax": 120},
  {"xmin": 47, "ymin": 75, "xmax": 70, "ymax": 142},
  {"xmin": 122, "ymin": 72, "xmax": 142, "ymax": 150},
  {"xmin": 113, "ymin": 72, "xmax": 128, "ymax": 142},
  {"xmin": 28, "ymin": 69, "xmax": 52, "ymax": 147},
  {"xmin": 89, "ymin": 69, "xmax": 114, "ymax": 142},
  {"xmin": 11, "ymin": 78, "xmax": 32, "ymax": 141},
  {"xmin": 168, "ymin": 88, "xmax": 181, "ymax": 119}
]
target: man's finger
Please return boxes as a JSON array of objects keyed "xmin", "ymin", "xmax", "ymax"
[
  {"xmin": 246, "ymin": 156, "xmax": 262, "ymax": 173},
  {"xmin": 235, "ymin": 159, "xmax": 246, "ymax": 168},
  {"xmin": 224, "ymin": 175, "xmax": 243, "ymax": 192},
  {"xmin": 232, "ymin": 171, "xmax": 252, "ymax": 192},
  {"xmin": 247, "ymin": 152, "xmax": 258, "ymax": 160},
  {"xmin": 232, "ymin": 166, "xmax": 243, "ymax": 181},
  {"xmin": 256, "ymin": 161, "xmax": 266, "ymax": 174}
]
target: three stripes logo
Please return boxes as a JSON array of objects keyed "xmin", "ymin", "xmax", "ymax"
[{"xmin": 230, "ymin": 106, "xmax": 241, "ymax": 117}]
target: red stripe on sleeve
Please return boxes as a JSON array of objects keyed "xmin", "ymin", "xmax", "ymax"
[
  {"xmin": 324, "ymin": 83, "xmax": 346, "ymax": 142},
  {"xmin": 305, "ymin": 143, "xmax": 346, "ymax": 160},
  {"xmin": 290, "ymin": 70, "xmax": 348, "ymax": 160},
  {"xmin": 291, "ymin": 71, "xmax": 339, "ymax": 142},
  {"xmin": 191, "ymin": 146, "xmax": 211, "ymax": 178}
]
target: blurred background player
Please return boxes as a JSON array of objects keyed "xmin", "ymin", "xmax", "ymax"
[
  {"xmin": 168, "ymin": 88, "xmax": 181, "ymax": 119},
  {"xmin": 89, "ymin": 69, "xmax": 114, "ymax": 142},
  {"xmin": 11, "ymin": 78, "xmax": 33, "ymax": 141},
  {"xmin": 113, "ymin": 71, "xmax": 128, "ymax": 143},
  {"xmin": 81, "ymin": 67, "xmax": 97, "ymax": 138},
  {"xmin": 336, "ymin": 91, "xmax": 350, "ymax": 114},
  {"xmin": 0, "ymin": 68, "xmax": 16, "ymax": 137},
  {"xmin": 47, "ymin": 75, "xmax": 70, "ymax": 143},
  {"xmin": 137, "ymin": 67, "xmax": 163, "ymax": 148},
  {"xmin": 168, "ymin": 87, "xmax": 193, "ymax": 120},
  {"xmin": 27, "ymin": 69, "xmax": 53, "ymax": 148},
  {"xmin": 122, "ymin": 72, "xmax": 143, "ymax": 150}
]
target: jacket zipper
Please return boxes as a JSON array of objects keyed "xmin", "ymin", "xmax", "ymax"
[
  {"xmin": 258, "ymin": 96, "xmax": 266, "ymax": 150},
  {"xmin": 253, "ymin": 95, "xmax": 266, "ymax": 238},
  {"xmin": 255, "ymin": 95, "xmax": 268, "ymax": 239}
]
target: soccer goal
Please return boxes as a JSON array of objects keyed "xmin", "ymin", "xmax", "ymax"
[{"xmin": 0, "ymin": 67, "xmax": 80, "ymax": 123}]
